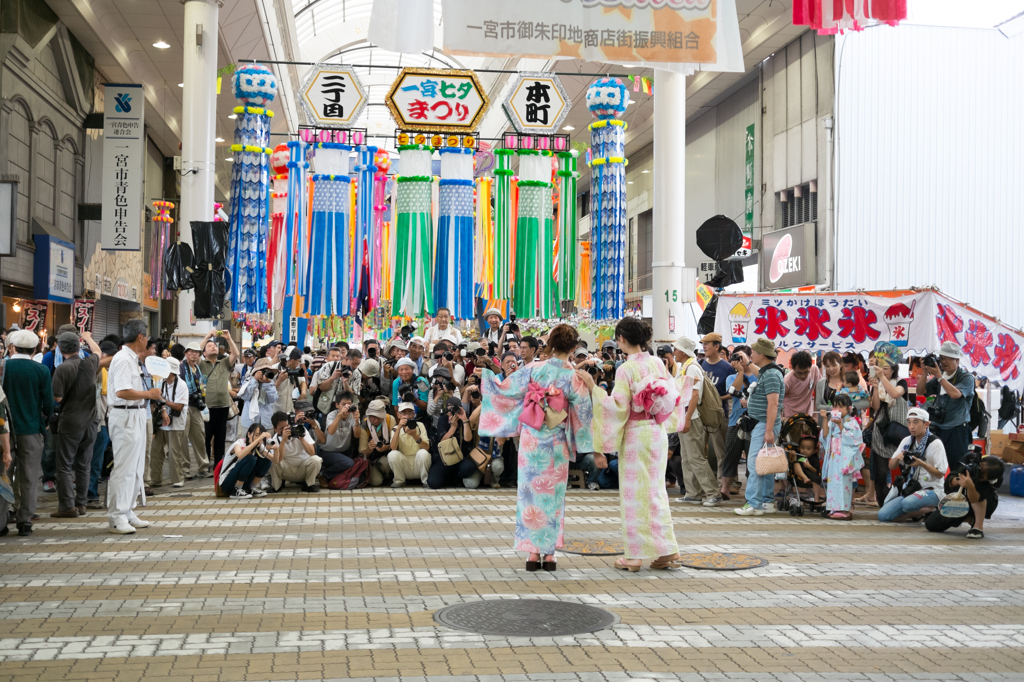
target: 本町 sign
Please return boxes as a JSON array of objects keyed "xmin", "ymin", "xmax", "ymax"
[
  {"xmin": 385, "ymin": 68, "xmax": 489, "ymax": 133},
  {"xmin": 442, "ymin": 0, "xmax": 743, "ymax": 73},
  {"xmin": 101, "ymin": 84, "xmax": 144, "ymax": 251},
  {"xmin": 298, "ymin": 65, "xmax": 367, "ymax": 128},
  {"xmin": 502, "ymin": 72, "xmax": 571, "ymax": 135}
]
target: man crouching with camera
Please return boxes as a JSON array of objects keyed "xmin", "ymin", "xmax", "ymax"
[
  {"xmin": 878, "ymin": 407, "xmax": 949, "ymax": 523},
  {"xmin": 268, "ymin": 410, "xmax": 323, "ymax": 493},
  {"xmin": 387, "ymin": 402, "xmax": 431, "ymax": 488},
  {"xmin": 925, "ymin": 451, "xmax": 1004, "ymax": 539}
]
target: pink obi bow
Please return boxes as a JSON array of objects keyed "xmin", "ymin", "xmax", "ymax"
[
  {"xmin": 521, "ymin": 380, "xmax": 569, "ymax": 430},
  {"xmin": 632, "ymin": 378, "xmax": 680, "ymax": 425}
]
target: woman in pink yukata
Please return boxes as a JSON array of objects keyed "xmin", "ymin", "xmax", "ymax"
[
  {"xmin": 576, "ymin": 317, "xmax": 693, "ymax": 572},
  {"xmin": 818, "ymin": 393, "xmax": 865, "ymax": 520},
  {"xmin": 479, "ymin": 324, "xmax": 593, "ymax": 572}
]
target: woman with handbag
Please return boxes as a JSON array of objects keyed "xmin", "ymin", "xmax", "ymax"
[
  {"xmin": 426, "ymin": 397, "xmax": 480, "ymax": 489},
  {"xmin": 577, "ymin": 317, "xmax": 690, "ymax": 572},
  {"xmin": 864, "ymin": 343, "xmax": 908, "ymax": 506},
  {"xmin": 480, "ymin": 324, "xmax": 593, "ymax": 572},
  {"xmin": 818, "ymin": 394, "xmax": 865, "ymax": 520}
]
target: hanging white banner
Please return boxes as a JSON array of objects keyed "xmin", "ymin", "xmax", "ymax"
[
  {"xmin": 101, "ymin": 84, "xmax": 144, "ymax": 251},
  {"xmin": 441, "ymin": 0, "xmax": 743, "ymax": 74}
]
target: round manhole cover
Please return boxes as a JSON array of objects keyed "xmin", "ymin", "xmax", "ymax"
[
  {"xmin": 434, "ymin": 599, "xmax": 618, "ymax": 637},
  {"xmin": 560, "ymin": 539, "xmax": 624, "ymax": 556},
  {"xmin": 676, "ymin": 552, "xmax": 768, "ymax": 571}
]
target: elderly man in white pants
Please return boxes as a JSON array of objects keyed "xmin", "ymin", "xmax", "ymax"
[
  {"xmin": 387, "ymin": 402, "xmax": 432, "ymax": 488},
  {"xmin": 107, "ymin": 319, "xmax": 162, "ymax": 534}
]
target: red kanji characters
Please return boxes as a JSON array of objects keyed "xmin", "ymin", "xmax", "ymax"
[
  {"xmin": 407, "ymin": 100, "xmax": 430, "ymax": 120},
  {"xmin": 935, "ymin": 303, "xmax": 964, "ymax": 345},
  {"xmin": 431, "ymin": 100, "xmax": 453, "ymax": 120},
  {"xmin": 455, "ymin": 102, "xmax": 470, "ymax": 121},
  {"xmin": 753, "ymin": 306, "xmax": 790, "ymax": 340},
  {"xmin": 961, "ymin": 319, "xmax": 994, "ymax": 367},
  {"xmin": 837, "ymin": 306, "xmax": 881, "ymax": 344},
  {"xmin": 794, "ymin": 307, "xmax": 833, "ymax": 342},
  {"xmin": 993, "ymin": 333, "xmax": 1022, "ymax": 382}
]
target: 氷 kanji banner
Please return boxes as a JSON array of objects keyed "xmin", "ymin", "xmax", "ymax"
[
  {"xmin": 713, "ymin": 289, "xmax": 1024, "ymax": 391},
  {"xmin": 441, "ymin": 0, "xmax": 744, "ymax": 74}
]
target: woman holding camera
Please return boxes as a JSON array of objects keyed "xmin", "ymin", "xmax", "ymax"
[
  {"xmin": 220, "ymin": 423, "xmax": 274, "ymax": 499},
  {"xmin": 866, "ymin": 344, "xmax": 908, "ymax": 506}
]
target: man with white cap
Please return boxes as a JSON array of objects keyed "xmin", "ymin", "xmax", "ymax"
[
  {"xmin": 423, "ymin": 307, "xmax": 463, "ymax": 349},
  {"xmin": 150, "ymin": 357, "xmax": 190, "ymax": 488},
  {"xmin": 482, "ymin": 307, "xmax": 512, "ymax": 347},
  {"xmin": 915, "ymin": 341, "xmax": 976, "ymax": 470},
  {"xmin": 672, "ymin": 336, "xmax": 722, "ymax": 507},
  {"xmin": 179, "ymin": 341, "xmax": 211, "ymax": 479},
  {"xmin": 388, "ymin": 402, "xmax": 431, "ymax": 487},
  {"xmin": 407, "ymin": 336, "xmax": 427, "ymax": 374},
  {"xmin": 391, "ymin": 357, "xmax": 428, "ymax": 414},
  {"xmin": 107, "ymin": 319, "xmax": 163, "ymax": 534},
  {"xmin": 1, "ymin": 329, "xmax": 52, "ymax": 536},
  {"xmin": 877, "ymin": 406, "xmax": 949, "ymax": 522}
]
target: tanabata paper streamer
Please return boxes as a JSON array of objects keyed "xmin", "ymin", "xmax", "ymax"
[
  {"xmin": 286, "ymin": 140, "xmax": 308, "ymax": 300},
  {"xmin": 513, "ymin": 150, "xmax": 557, "ymax": 319},
  {"xmin": 492, "ymin": 149, "xmax": 514, "ymax": 300},
  {"xmin": 434, "ymin": 147, "xmax": 475, "ymax": 320},
  {"xmin": 793, "ymin": 0, "xmax": 906, "ymax": 34},
  {"xmin": 556, "ymin": 150, "xmax": 579, "ymax": 305},
  {"xmin": 586, "ymin": 77, "xmax": 628, "ymax": 320},
  {"xmin": 226, "ymin": 63, "xmax": 277, "ymax": 314},
  {"xmin": 306, "ymin": 142, "xmax": 353, "ymax": 317},
  {"xmin": 392, "ymin": 145, "xmax": 434, "ymax": 319},
  {"xmin": 353, "ymin": 145, "xmax": 377, "ymax": 313},
  {"xmin": 474, "ymin": 177, "xmax": 493, "ymax": 300},
  {"xmin": 268, "ymin": 144, "xmax": 290, "ymax": 311},
  {"xmin": 151, "ymin": 201, "xmax": 174, "ymax": 300},
  {"xmin": 372, "ymin": 150, "xmax": 391, "ymax": 309}
]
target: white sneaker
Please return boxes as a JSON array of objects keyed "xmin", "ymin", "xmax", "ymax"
[
  {"xmin": 734, "ymin": 504, "xmax": 764, "ymax": 517},
  {"xmin": 172, "ymin": 482, "xmax": 185, "ymax": 488},
  {"xmin": 762, "ymin": 502, "xmax": 777, "ymax": 514},
  {"xmin": 391, "ymin": 481, "xmax": 405, "ymax": 488},
  {"xmin": 247, "ymin": 487, "xmax": 267, "ymax": 498},
  {"xmin": 128, "ymin": 516, "xmax": 151, "ymax": 528},
  {"xmin": 110, "ymin": 523, "xmax": 136, "ymax": 534},
  {"xmin": 230, "ymin": 488, "xmax": 252, "ymax": 499}
]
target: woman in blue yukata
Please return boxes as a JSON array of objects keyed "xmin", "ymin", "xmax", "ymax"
[
  {"xmin": 818, "ymin": 393, "xmax": 865, "ymax": 520},
  {"xmin": 479, "ymin": 324, "xmax": 593, "ymax": 572}
]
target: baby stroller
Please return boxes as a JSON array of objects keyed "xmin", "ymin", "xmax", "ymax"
[{"xmin": 775, "ymin": 413, "xmax": 825, "ymax": 516}]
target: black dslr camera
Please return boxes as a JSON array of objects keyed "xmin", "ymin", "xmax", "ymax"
[
  {"xmin": 287, "ymin": 412, "xmax": 306, "ymax": 439},
  {"xmin": 922, "ymin": 353, "xmax": 940, "ymax": 369}
]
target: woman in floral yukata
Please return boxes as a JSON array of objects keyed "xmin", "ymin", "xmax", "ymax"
[
  {"xmin": 818, "ymin": 393, "xmax": 865, "ymax": 520},
  {"xmin": 577, "ymin": 317, "xmax": 693, "ymax": 572},
  {"xmin": 480, "ymin": 324, "xmax": 593, "ymax": 572}
]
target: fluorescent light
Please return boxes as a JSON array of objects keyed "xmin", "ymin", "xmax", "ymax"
[
  {"xmin": 215, "ymin": 137, "xmax": 225, "ymax": 142},
  {"xmin": 627, "ymin": 181, "xmax": 634, "ymax": 185},
  {"xmin": 563, "ymin": 125, "xmax": 575, "ymax": 131},
  {"xmin": 225, "ymin": 157, "xmax": 234, "ymax": 162},
  {"xmin": 178, "ymin": 83, "xmax": 183, "ymax": 88},
  {"xmin": 227, "ymin": 114, "xmax": 237, "ymax": 119},
  {"xmin": 641, "ymin": 169, "xmax": 649, "ymax": 174},
  {"xmin": 153, "ymin": 41, "xmax": 171, "ymax": 49}
]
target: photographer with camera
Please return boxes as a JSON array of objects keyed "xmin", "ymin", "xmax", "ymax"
[
  {"xmin": 199, "ymin": 330, "xmax": 239, "ymax": 467},
  {"xmin": 219, "ymin": 423, "xmax": 274, "ymax": 499},
  {"xmin": 915, "ymin": 341, "xmax": 976, "ymax": 470},
  {"xmin": 273, "ymin": 347, "xmax": 309, "ymax": 417},
  {"xmin": 180, "ymin": 342, "xmax": 212, "ymax": 479},
  {"xmin": 387, "ymin": 402, "xmax": 432, "ymax": 488},
  {"xmin": 311, "ymin": 347, "xmax": 350, "ymax": 417},
  {"xmin": 426, "ymin": 341, "xmax": 465, "ymax": 386},
  {"xmin": 427, "ymin": 367, "xmax": 460, "ymax": 423},
  {"xmin": 319, "ymin": 391, "xmax": 362, "ymax": 482},
  {"xmin": 238, "ymin": 358, "xmax": 280, "ymax": 430},
  {"xmin": 407, "ymin": 337, "xmax": 427, "ymax": 374},
  {"xmin": 358, "ymin": 399, "xmax": 396, "ymax": 487},
  {"xmin": 426, "ymin": 396, "xmax": 481, "ymax": 489},
  {"xmin": 391, "ymin": 358, "xmax": 429, "ymax": 415},
  {"xmin": 268, "ymin": 410, "xmax": 322, "ymax": 492},
  {"xmin": 381, "ymin": 338, "xmax": 409, "ymax": 384},
  {"xmin": 877, "ymin": 407, "xmax": 949, "ymax": 523},
  {"xmin": 719, "ymin": 350, "xmax": 758, "ymax": 501},
  {"xmin": 924, "ymin": 453, "xmax": 1004, "ymax": 539},
  {"xmin": 150, "ymin": 357, "xmax": 189, "ymax": 488}
]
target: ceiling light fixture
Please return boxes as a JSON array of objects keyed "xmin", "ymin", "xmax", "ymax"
[
  {"xmin": 641, "ymin": 169, "xmax": 649, "ymax": 174},
  {"xmin": 178, "ymin": 83, "xmax": 184, "ymax": 88},
  {"xmin": 627, "ymin": 181, "xmax": 634, "ymax": 185},
  {"xmin": 227, "ymin": 114, "xmax": 237, "ymax": 119},
  {"xmin": 225, "ymin": 157, "xmax": 234, "ymax": 162},
  {"xmin": 153, "ymin": 41, "xmax": 171, "ymax": 49},
  {"xmin": 563, "ymin": 125, "xmax": 575, "ymax": 131},
  {"xmin": 215, "ymin": 137, "xmax": 225, "ymax": 142}
]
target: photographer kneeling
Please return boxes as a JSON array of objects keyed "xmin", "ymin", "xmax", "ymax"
[
  {"xmin": 268, "ymin": 411, "xmax": 323, "ymax": 493},
  {"xmin": 319, "ymin": 391, "xmax": 362, "ymax": 482},
  {"xmin": 878, "ymin": 407, "xmax": 949, "ymax": 522},
  {"xmin": 426, "ymin": 397, "xmax": 481, "ymax": 489},
  {"xmin": 220, "ymin": 424, "xmax": 274, "ymax": 499},
  {"xmin": 925, "ymin": 454, "xmax": 1004, "ymax": 539},
  {"xmin": 387, "ymin": 402, "xmax": 431, "ymax": 488}
]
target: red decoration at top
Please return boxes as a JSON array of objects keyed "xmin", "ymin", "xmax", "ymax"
[{"xmin": 793, "ymin": 0, "xmax": 906, "ymax": 35}]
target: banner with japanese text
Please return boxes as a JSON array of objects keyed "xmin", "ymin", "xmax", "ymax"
[
  {"xmin": 20, "ymin": 301, "xmax": 48, "ymax": 333},
  {"xmin": 713, "ymin": 289, "xmax": 1024, "ymax": 392},
  {"xmin": 72, "ymin": 299, "xmax": 95, "ymax": 334},
  {"xmin": 101, "ymin": 84, "xmax": 144, "ymax": 251},
  {"xmin": 442, "ymin": 0, "xmax": 743, "ymax": 74}
]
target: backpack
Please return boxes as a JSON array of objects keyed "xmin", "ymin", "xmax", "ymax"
[
  {"xmin": 328, "ymin": 457, "xmax": 370, "ymax": 490},
  {"xmin": 969, "ymin": 387, "xmax": 988, "ymax": 436},
  {"xmin": 683, "ymin": 360, "xmax": 725, "ymax": 431}
]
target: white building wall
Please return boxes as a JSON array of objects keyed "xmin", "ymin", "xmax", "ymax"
[{"xmin": 834, "ymin": 25, "xmax": 1024, "ymax": 329}]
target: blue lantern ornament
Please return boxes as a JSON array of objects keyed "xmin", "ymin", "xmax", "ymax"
[
  {"xmin": 586, "ymin": 78, "xmax": 628, "ymax": 320},
  {"xmin": 226, "ymin": 64, "xmax": 277, "ymax": 314}
]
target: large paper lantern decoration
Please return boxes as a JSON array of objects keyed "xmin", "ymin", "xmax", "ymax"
[
  {"xmin": 587, "ymin": 77, "xmax": 628, "ymax": 319},
  {"xmin": 392, "ymin": 144, "xmax": 434, "ymax": 318},
  {"xmin": 226, "ymin": 63, "xmax": 276, "ymax": 314},
  {"xmin": 434, "ymin": 147, "xmax": 475, "ymax": 320},
  {"xmin": 512, "ymin": 149, "xmax": 557, "ymax": 319},
  {"xmin": 305, "ymin": 142, "xmax": 352, "ymax": 317}
]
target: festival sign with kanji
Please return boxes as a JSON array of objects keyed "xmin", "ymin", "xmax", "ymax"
[
  {"xmin": 298, "ymin": 65, "xmax": 367, "ymax": 128},
  {"xmin": 712, "ymin": 289, "xmax": 1024, "ymax": 392},
  {"xmin": 72, "ymin": 299, "xmax": 95, "ymax": 334},
  {"xmin": 442, "ymin": 0, "xmax": 744, "ymax": 73},
  {"xmin": 502, "ymin": 72, "xmax": 571, "ymax": 135},
  {"xmin": 20, "ymin": 300, "xmax": 48, "ymax": 333},
  {"xmin": 385, "ymin": 68, "xmax": 489, "ymax": 133}
]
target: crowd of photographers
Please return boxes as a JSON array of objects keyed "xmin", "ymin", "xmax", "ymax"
[{"xmin": 0, "ymin": 303, "xmax": 1014, "ymax": 538}]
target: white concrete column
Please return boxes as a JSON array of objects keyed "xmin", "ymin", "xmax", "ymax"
[
  {"xmin": 177, "ymin": 0, "xmax": 220, "ymax": 343},
  {"xmin": 651, "ymin": 69, "xmax": 687, "ymax": 345}
]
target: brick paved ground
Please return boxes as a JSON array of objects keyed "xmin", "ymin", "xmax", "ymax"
[{"xmin": 2, "ymin": 475, "xmax": 1024, "ymax": 682}]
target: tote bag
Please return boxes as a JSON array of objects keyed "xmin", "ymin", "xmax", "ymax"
[{"xmin": 754, "ymin": 444, "xmax": 789, "ymax": 476}]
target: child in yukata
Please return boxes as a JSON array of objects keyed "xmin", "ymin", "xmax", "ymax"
[
  {"xmin": 793, "ymin": 435, "xmax": 824, "ymax": 504},
  {"xmin": 818, "ymin": 394, "xmax": 865, "ymax": 520}
]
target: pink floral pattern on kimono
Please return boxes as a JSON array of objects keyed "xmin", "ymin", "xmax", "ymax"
[
  {"xmin": 481, "ymin": 358, "xmax": 593, "ymax": 554},
  {"xmin": 591, "ymin": 352, "xmax": 692, "ymax": 560},
  {"xmin": 819, "ymin": 416, "xmax": 865, "ymax": 513}
]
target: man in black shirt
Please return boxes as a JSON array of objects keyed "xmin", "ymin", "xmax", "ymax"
[{"xmin": 925, "ymin": 455, "xmax": 1004, "ymax": 539}]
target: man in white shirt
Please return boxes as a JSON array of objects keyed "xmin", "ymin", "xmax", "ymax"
[
  {"xmin": 387, "ymin": 402, "xmax": 431, "ymax": 488},
  {"xmin": 150, "ymin": 357, "xmax": 190, "ymax": 488},
  {"xmin": 423, "ymin": 307, "xmax": 463, "ymax": 348},
  {"xmin": 239, "ymin": 358, "xmax": 279, "ymax": 430},
  {"xmin": 878, "ymin": 407, "xmax": 950, "ymax": 522},
  {"xmin": 268, "ymin": 410, "xmax": 322, "ymax": 492},
  {"xmin": 673, "ymin": 336, "xmax": 722, "ymax": 507},
  {"xmin": 107, "ymin": 319, "xmax": 162, "ymax": 534}
]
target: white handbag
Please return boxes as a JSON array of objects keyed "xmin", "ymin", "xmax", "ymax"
[{"xmin": 754, "ymin": 444, "xmax": 789, "ymax": 476}]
